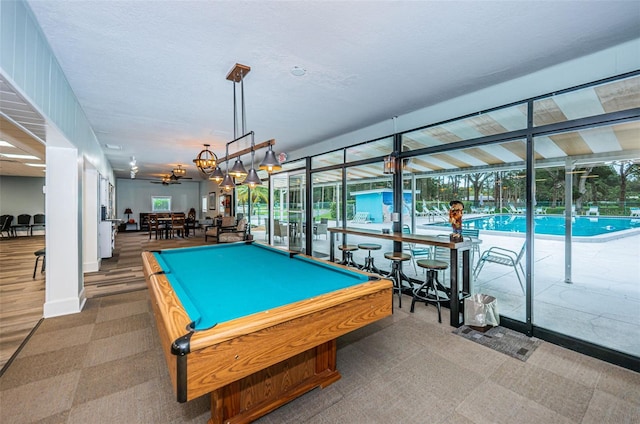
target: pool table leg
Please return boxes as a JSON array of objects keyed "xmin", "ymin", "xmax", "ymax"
[{"xmin": 208, "ymin": 340, "xmax": 340, "ymax": 424}]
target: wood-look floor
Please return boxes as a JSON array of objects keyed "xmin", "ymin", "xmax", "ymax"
[
  {"xmin": 0, "ymin": 229, "xmax": 211, "ymax": 371},
  {"xmin": 0, "ymin": 235, "xmax": 45, "ymax": 371}
]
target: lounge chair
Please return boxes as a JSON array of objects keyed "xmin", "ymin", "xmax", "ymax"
[
  {"xmin": 535, "ymin": 207, "xmax": 546, "ymax": 214},
  {"xmin": 508, "ymin": 204, "xmax": 524, "ymax": 214},
  {"xmin": 585, "ymin": 206, "xmax": 599, "ymax": 216},
  {"xmin": 473, "ymin": 243, "xmax": 526, "ymax": 295},
  {"xmin": 631, "ymin": 207, "xmax": 640, "ymax": 217},
  {"xmin": 351, "ymin": 212, "xmax": 370, "ymax": 223}
]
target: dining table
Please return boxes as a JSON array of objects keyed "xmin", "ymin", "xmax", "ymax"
[{"xmin": 328, "ymin": 226, "xmax": 473, "ymax": 327}]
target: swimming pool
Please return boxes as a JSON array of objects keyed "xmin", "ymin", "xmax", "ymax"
[{"xmin": 426, "ymin": 214, "xmax": 640, "ymax": 237}]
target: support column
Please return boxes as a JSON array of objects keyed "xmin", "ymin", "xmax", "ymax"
[
  {"xmin": 83, "ymin": 166, "xmax": 100, "ymax": 272},
  {"xmin": 44, "ymin": 145, "xmax": 86, "ymax": 317}
]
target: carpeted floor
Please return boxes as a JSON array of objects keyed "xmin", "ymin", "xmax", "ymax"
[
  {"xmin": 452, "ymin": 325, "xmax": 542, "ymax": 361},
  {"xmin": 1, "ymin": 288, "xmax": 639, "ymax": 424}
]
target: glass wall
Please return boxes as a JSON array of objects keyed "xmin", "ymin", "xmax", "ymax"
[
  {"xmin": 286, "ymin": 72, "xmax": 639, "ymax": 367},
  {"xmin": 400, "ymin": 141, "xmax": 528, "ymax": 322},
  {"xmin": 269, "ymin": 170, "xmax": 306, "ymax": 252},
  {"xmin": 336, "ymin": 163, "xmax": 394, "ymax": 266},
  {"xmin": 311, "ymin": 169, "xmax": 342, "ymax": 258},
  {"xmin": 533, "ymin": 121, "xmax": 640, "ymax": 357},
  {"xmin": 288, "ymin": 171, "xmax": 306, "ymax": 253}
]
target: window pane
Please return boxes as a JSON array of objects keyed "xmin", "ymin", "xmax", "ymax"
[
  {"xmin": 312, "ymin": 150, "xmax": 343, "ymax": 169},
  {"xmin": 276, "ymin": 158, "xmax": 305, "ymax": 173},
  {"xmin": 151, "ymin": 196, "xmax": 171, "ymax": 212},
  {"xmin": 311, "ymin": 169, "xmax": 342, "ymax": 258},
  {"xmin": 346, "ymin": 137, "xmax": 393, "ymax": 162},
  {"xmin": 533, "ymin": 121, "xmax": 640, "ymax": 357},
  {"xmin": 402, "ymin": 103, "xmax": 527, "ymax": 151},
  {"xmin": 533, "ymin": 75, "xmax": 640, "ymax": 126}
]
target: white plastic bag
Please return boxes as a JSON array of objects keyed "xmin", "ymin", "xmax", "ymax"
[{"xmin": 464, "ymin": 294, "xmax": 499, "ymax": 327}]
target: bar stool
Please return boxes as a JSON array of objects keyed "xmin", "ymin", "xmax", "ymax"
[
  {"xmin": 33, "ymin": 248, "xmax": 46, "ymax": 279},
  {"xmin": 337, "ymin": 244, "xmax": 359, "ymax": 268},
  {"xmin": 384, "ymin": 251, "xmax": 411, "ymax": 308},
  {"xmin": 358, "ymin": 243, "xmax": 382, "ymax": 273},
  {"xmin": 410, "ymin": 258, "xmax": 449, "ymax": 323}
]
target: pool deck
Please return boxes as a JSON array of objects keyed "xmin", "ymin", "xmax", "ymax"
[{"xmin": 251, "ymin": 213, "xmax": 640, "ymax": 357}]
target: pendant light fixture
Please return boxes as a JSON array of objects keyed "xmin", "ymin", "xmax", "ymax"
[
  {"xmin": 208, "ymin": 165, "xmax": 224, "ymax": 184},
  {"xmin": 172, "ymin": 164, "xmax": 187, "ymax": 177},
  {"xmin": 193, "ymin": 144, "xmax": 217, "ymax": 175},
  {"xmin": 213, "ymin": 64, "xmax": 280, "ymax": 191},
  {"xmin": 230, "ymin": 157, "xmax": 248, "ymax": 179},
  {"xmin": 243, "ymin": 133, "xmax": 262, "ymax": 188},
  {"xmin": 220, "ymin": 139, "xmax": 235, "ymax": 191},
  {"xmin": 259, "ymin": 144, "xmax": 282, "ymax": 173}
]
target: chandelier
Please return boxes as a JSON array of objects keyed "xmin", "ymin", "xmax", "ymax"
[
  {"xmin": 172, "ymin": 164, "xmax": 187, "ymax": 177},
  {"xmin": 193, "ymin": 144, "xmax": 218, "ymax": 175}
]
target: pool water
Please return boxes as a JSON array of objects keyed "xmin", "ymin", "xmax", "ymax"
[{"xmin": 428, "ymin": 214, "xmax": 640, "ymax": 237}]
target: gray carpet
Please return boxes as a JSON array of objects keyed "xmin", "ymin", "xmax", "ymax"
[
  {"xmin": 452, "ymin": 325, "xmax": 542, "ymax": 361},
  {"xmin": 2, "ymin": 291, "xmax": 639, "ymax": 424}
]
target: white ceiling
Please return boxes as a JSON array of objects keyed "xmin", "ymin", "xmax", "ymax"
[{"xmin": 3, "ymin": 1, "xmax": 639, "ymax": 181}]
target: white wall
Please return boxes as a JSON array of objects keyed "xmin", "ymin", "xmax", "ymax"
[
  {"xmin": 0, "ymin": 176, "xmax": 45, "ymax": 218},
  {"xmin": 116, "ymin": 178, "xmax": 202, "ymax": 222}
]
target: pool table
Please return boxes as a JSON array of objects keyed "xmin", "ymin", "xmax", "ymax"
[{"xmin": 142, "ymin": 242, "xmax": 392, "ymax": 424}]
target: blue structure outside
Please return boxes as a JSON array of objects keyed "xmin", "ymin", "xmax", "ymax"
[{"xmin": 351, "ymin": 189, "xmax": 416, "ymax": 223}]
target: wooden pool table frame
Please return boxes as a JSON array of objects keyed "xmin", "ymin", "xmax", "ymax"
[{"xmin": 142, "ymin": 246, "xmax": 392, "ymax": 424}]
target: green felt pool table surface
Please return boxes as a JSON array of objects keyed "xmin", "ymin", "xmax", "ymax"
[{"xmin": 152, "ymin": 242, "xmax": 371, "ymax": 330}]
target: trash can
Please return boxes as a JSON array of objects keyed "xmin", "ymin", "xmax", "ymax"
[{"xmin": 464, "ymin": 294, "xmax": 499, "ymax": 331}]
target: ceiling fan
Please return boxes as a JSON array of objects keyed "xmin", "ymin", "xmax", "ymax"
[{"xmin": 150, "ymin": 175, "xmax": 181, "ymax": 185}]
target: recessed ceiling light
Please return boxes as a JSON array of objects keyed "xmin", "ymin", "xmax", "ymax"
[
  {"xmin": 0, "ymin": 153, "xmax": 40, "ymax": 160},
  {"xmin": 0, "ymin": 140, "xmax": 16, "ymax": 147},
  {"xmin": 105, "ymin": 144, "xmax": 122, "ymax": 150},
  {"xmin": 25, "ymin": 163, "xmax": 46, "ymax": 167},
  {"xmin": 290, "ymin": 66, "xmax": 306, "ymax": 77}
]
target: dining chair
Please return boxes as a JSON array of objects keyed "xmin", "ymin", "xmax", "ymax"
[
  {"xmin": 13, "ymin": 214, "xmax": 32, "ymax": 236},
  {"xmin": 148, "ymin": 214, "xmax": 160, "ymax": 239},
  {"xmin": 170, "ymin": 213, "xmax": 186, "ymax": 238},
  {"xmin": 31, "ymin": 214, "xmax": 46, "ymax": 235},
  {"xmin": 0, "ymin": 215, "xmax": 13, "ymax": 238}
]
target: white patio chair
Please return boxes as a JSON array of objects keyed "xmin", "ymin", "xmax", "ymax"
[
  {"xmin": 473, "ymin": 243, "xmax": 526, "ymax": 295},
  {"xmin": 586, "ymin": 206, "xmax": 599, "ymax": 216}
]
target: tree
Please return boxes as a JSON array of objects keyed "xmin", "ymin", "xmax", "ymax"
[
  {"xmin": 612, "ymin": 161, "xmax": 640, "ymax": 206},
  {"xmin": 468, "ymin": 172, "xmax": 490, "ymax": 205}
]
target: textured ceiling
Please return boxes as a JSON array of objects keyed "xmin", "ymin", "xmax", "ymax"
[{"xmin": 5, "ymin": 1, "xmax": 639, "ymax": 180}]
